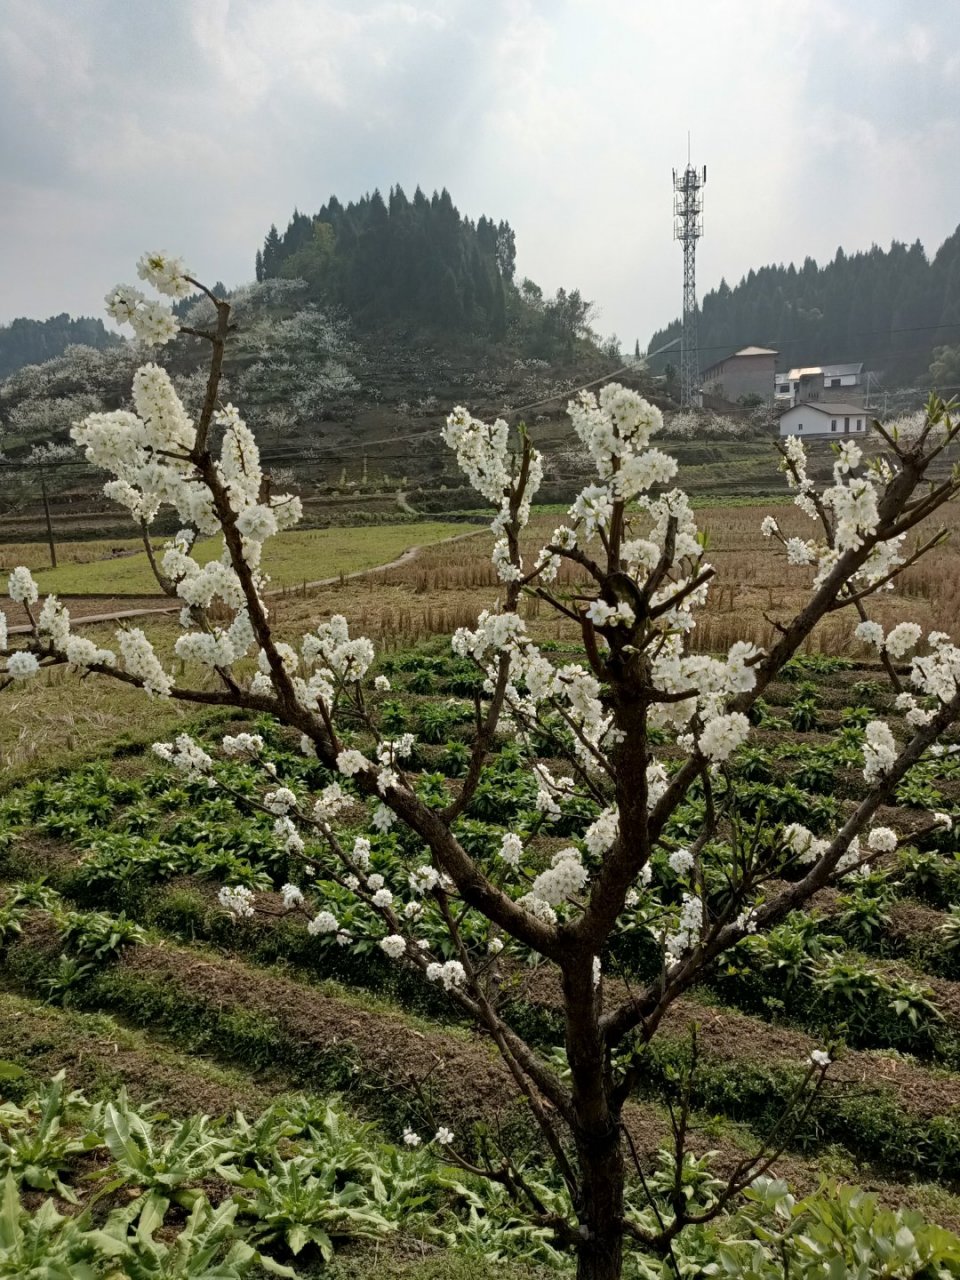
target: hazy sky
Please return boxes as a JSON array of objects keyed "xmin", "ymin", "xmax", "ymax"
[{"xmin": 2, "ymin": 0, "xmax": 959, "ymax": 347}]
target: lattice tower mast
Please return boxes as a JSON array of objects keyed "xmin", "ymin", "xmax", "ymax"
[{"xmin": 673, "ymin": 154, "xmax": 706, "ymax": 407}]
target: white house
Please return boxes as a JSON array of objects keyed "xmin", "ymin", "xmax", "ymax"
[{"xmin": 778, "ymin": 401, "xmax": 870, "ymax": 438}]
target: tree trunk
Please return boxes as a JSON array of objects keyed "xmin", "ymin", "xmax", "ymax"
[
  {"xmin": 575, "ymin": 1118, "xmax": 625, "ymax": 1280},
  {"xmin": 563, "ymin": 955, "xmax": 626, "ymax": 1280}
]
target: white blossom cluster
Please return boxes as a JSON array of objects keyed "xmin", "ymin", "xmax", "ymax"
[
  {"xmin": 8, "ymin": 567, "xmax": 39, "ymax": 604},
  {"xmin": 219, "ymin": 885, "xmax": 255, "ymax": 918},
  {"xmin": 778, "ymin": 434, "xmax": 907, "ymax": 592},
  {"xmin": 664, "ymin": 893, "xmax": 704, "ymax": 962},
  {"xmin": 911, "ymin": 631, "xmax": 960, "ymax": 705},
  {"xmin": 426, "ymin": 959, "xmax": 467, "ymax": 990},
  {"xmin": 152, "ymin": 733, "xmax": 214, "ymax": 780},
  {"xmin": 443, "ymin": 405, "xmax": 543, "ymax": 585},
  {"xmin": 105, "ymin": 285, "xmax": 179, "ymax": 346},
  {"xmin": 863, "ymin": 720, "xmax": 898, "ymax": 783},
  {"xmin": 528, "ymin": 847, "xmax": 589, "ymax": 907}
]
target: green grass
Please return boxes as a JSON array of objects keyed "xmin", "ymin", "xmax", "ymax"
[{"xmin": 30, "ymin": 522, "xmax": 470, "ymax": 595}]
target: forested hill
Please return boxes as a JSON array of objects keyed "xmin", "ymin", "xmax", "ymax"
[
  {"xmin": 647, "ymin": 225, "xmax": 960, "ymax": 385},
  {"xmin": 257, "ymin": 186, "xmax": 518, "ymax": 340},
  {"xmin": 0, "ymin": 314, "xmax": 120, "ymax": 381}
]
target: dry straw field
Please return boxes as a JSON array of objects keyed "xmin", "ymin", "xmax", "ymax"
[
  {"xmin": 4, "ymin": 499, "xmax": 959, "ymax": 782},
  {"xmin": 274, "ymin": 499, "xmax": 960, "ymax": 659}
]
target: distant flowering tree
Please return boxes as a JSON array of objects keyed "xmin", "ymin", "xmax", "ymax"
[{"xmin": 4, "ymin": 255, "xmax": 960, "ymax": 1279}]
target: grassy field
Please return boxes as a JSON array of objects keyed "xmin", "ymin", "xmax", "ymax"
[{"xmin": 20, "ymin": 521, "xmax": 473, "ymax": 595}]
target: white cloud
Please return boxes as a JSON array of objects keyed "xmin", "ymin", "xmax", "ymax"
[{"xmin": 0, "ymin": 0, "xmax": 958, "ymax": 349}]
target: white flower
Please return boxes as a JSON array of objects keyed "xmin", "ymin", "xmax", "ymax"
[
  {"xmin": 866, "ymin": 827, "xmax": 898, "ymax": 853},
  {"xmin": 219, "ymin": 885, "xmax": 255, "ymax": 919},
  {"xmin": 222, "ymin": 732, "xmax": 264, "ymax": 757},
  {"xmin": 530, "ymin": 848, "xmax": 588, "ymax": 906},
  {"xmin": 434, "ymin": 1126, "xmax": 455, "ymax": 1146},
  {"xmin": 336, "ymin": 749, "xmax": 368, "ymax": 777},
  {"xmin": 263, "ymin": 787, "xmax": 297, "ymax": 816},
  {"xmin": 118, "ymin": 628, "xmax": 172, "ymax": 697},
  {"xmin": 64, "ymin": 636, "xmax": 116, "ymax": 670},
  {"xmin": 372, "ymin": 803, "xmax": 396, "ymax": 832},
  {"xmin": 698, "ymin": 712, "xmax": 750, "ymax": 763},
  {"xmin": 5, "ymin": 651, "xmax": 40, "ymax": 680},
  {"xmin": 403, "ymin": 1128, "xmax": 421, "ymax": 1147},
  {"xmin": 409, "ymin": 864, "xmax": 440, "ymax": 895},
  {"xmin": 499, "ymin": 832, "xmax": 523, "ymax": 867},
  {"xmin": 863, "ymin": 720, "xmax": 897, "ymax": 783},
  {"xmin": 8, "ymin": 566, "xmax": 39, "ymax": 605},
  {"xmin": 668, "ymin": 848, "xmax": 694, "ymax": 875},
  {"xmin": 380, "ymin": 934, "xmax": 406, "ymax": 960},
  {"xmin": 855, "ymin": 620, "xmax": 885, "ymax": 650},
  {"xmin": 313, "ymin": 783, "xmax": 348, "ymax": 820},
  {"xmin": 425, "ymin": 959, "xmax": 467, "ymax": 991},
  {"xmin": 136, "ymin": 251, "xmax": 193, "ymax": 298},
  {"xmin": 372, "ymin": 888, "xmax": 393, "ymax": 908},
  {"xmin": 885, "ymin": 622, "xmax": 922, "ymax": 660},
  {"xmin": 809, "ymin": 1049, "xmax": 831, "ymax": 1068},
  {"xmin": 760, "ymin": 516, "xmax": 779, "ymax": 538},
  {"xmin": 307, "ymin": 910, "xmax": 339, "ymax": 936},
  {"xmin": 367, "ymin": 873, "xmax": 385, "ymax": 891},
  {"xmin": 280, "ymin": 883, "xmax": 304, "ymax": 909},
  {"xmin": 374, "ymin": 675, "xmax": 391, "ymax": 692},
  {"xmin": 488, "ymin": 937, "xmax": 504, "ymax": 955},
  {"xmin": 785, "ymin": 538, "xmax": 816, "ymax": 565},
  {"xmin": 352, "ymin": 838, "xmax": 372, "ymax": 870},
  {"xmin": 152, "ymin": 733, "xmax": 213, "ymax": 780}
]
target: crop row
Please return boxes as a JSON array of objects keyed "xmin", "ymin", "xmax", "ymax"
[{"xmin": 7, "ymin": 883, "xmax": 960, "ymax": 1190}]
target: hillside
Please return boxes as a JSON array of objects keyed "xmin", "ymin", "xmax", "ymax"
[
  {"xmin": 648, "ymin": 224, "xmax": 960, "ymax": 387},
  {"xmin": 0, "ymin": 188, "xmax": 627, "ymax": 542}
]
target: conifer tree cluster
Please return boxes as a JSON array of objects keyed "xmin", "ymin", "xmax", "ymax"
[
  {"xmin": 648, "ymin": 225, "xmax": 960, "ymax": 385},
  {"xmin": 257, "ymin": 185, "xmax": 515, "ymax": 338},
  {"xmin": 0, "ymin": 314, "xmax": 120, "ymax": 381}
]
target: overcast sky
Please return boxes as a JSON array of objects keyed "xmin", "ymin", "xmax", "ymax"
[{"xmin": 2, "ymin": 0, "xmax": 958, "ymax": 348}]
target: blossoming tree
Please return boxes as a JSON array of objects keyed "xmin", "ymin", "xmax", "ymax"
[{"xmin": 3, "ymin": 255, "xmax": 960, "ymax": 1280}]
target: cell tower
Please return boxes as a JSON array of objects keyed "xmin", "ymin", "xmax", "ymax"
[{"xmin": 673, "ymin": 146, "xmax": 706, "ymax": 407}]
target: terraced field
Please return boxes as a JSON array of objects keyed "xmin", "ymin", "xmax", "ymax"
[{"xmin": 3, "ymin": 637, "xmax": 960, "ymax": 1274}]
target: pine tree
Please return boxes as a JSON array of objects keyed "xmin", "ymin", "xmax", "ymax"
[{"xmin": 261, "ymin": 226, "xmax": 282, "ymax": 278}]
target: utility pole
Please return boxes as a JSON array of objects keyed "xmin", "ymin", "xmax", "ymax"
[
  {"xmin": 39, "ymin": 467, "xmax": 57, "ymax": 568},
  {"xmin": 673, "ymin": 140, "xmax": 706, "ymax": 407}
]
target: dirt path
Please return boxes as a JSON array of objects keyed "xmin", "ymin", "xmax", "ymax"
[{"xmin": 5, "ymin": 527, "xmax": 486, "ymax": 635}]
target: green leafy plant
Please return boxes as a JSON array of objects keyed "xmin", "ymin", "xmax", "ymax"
[
  {"xmin": 230, "ymin": 1155, "xmax": 394, "ymax": 1259},
  {"xmin": 0, "ymin": 1171, "xmax": 102, "ymax": 1279},
  {"xmin": 101, "ymin": 1093, "xmax": 237, "ymax": 1208},
  {"xmin": 0, "ymin": 1074, "xmax": 102, "ymax": 1202},
  {"xmin": 60, "ymin": 910, "xmax": 146, "ymax": 961},
  {"xmin": 95, "ymin": 1191, "xmax": 294, "ymax": 1279}
]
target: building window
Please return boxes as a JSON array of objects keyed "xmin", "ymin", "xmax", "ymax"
[
  {"xmin": 844, "ymin": 417, "xmax": 850, "ymax": 433},
  {"xmin": 830, "ymin": 378, "xmax": 841, "ymax": 387},
  {"xmin": 831, "ymin": 420, "xmax": 837, "ymax": 431},
  {"xmin": 797, "ymin": 423, "xmax": 803, "ymax": 432},
  {"xmin": 856, "ymin": 419, "xmax": 862, "ymax": 430}
]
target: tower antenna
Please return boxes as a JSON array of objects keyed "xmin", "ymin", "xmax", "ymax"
[{"xmin": 673, "ymin": 146, "xmax": 706, "ymax": 407}]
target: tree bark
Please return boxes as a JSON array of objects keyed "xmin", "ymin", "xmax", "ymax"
[
  {"xmin": 575, "ymin": 1117, "xmax": 625, "ymax": 1280},
  {"xmin": 564, "ymin": 953, "xmax": 626, "ymax": 1280}
]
